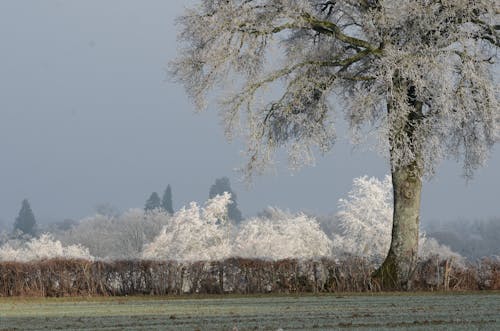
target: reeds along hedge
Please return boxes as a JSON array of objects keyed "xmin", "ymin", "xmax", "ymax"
[{"xmin": 0, "ymin": 257, "xmax": 498, "ymax": 297}]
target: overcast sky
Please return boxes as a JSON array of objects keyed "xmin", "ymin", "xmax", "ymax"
[{"xmin": 0, "ymin": 1, "xmax": 498, "ymax": 227}]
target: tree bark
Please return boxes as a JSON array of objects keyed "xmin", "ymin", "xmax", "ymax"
[
  {"xmin": 374, "ymin": 162, "xmax": 422, "ymax": 289},
  {"xmin": 374, "ymin": 77, "xmax": 424, "ymax": 290}
]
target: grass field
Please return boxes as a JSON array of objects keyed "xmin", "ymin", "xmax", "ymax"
[{"xmin": 0, "ymin": 292, "xmax": 498, "ymax": 330}]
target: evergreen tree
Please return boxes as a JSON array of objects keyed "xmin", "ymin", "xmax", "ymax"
[
  {"xmin": 144, "ymin": 192, "xmax": 161, "ymax": 211},
  {"xmin": 161, "ymin": 185, "xmax": 174, "ymax": 214},
  {"xmin": 209, "ymin": 177, "xmax": 242, "ymax": 222},
  {"xmin": 13, "ymin": 199, "xmax": 37, "ymax": 236}
]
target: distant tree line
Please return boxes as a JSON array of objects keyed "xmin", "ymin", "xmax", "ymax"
[
  {"xmin": 4, "ymin": 176, "xmax": 498, "ymax": 263},
  {"xmin": 5, "ymin": 176, "xmax": 243, "ymax": 239},
  {"xmin": 424, "ymin": 218, "xmax": 500, "ymax": 261}
]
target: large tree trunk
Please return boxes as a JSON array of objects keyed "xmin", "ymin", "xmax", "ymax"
[
  {"xmin": 374, "ymin": 162, "xmax": 422, "ymax": 289},
  {"xmin": 374, "ymin": 77, "xmax": 424, "ymax": 290}
]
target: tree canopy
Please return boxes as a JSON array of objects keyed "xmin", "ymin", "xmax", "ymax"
[{"xmin": 172, "ymin": 0, "xmax": 499, "ymax": 177}]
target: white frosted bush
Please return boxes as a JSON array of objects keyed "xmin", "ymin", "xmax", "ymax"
[
  {"xmin": 333, "ymin": 175, "xmax": 393, "ymax": 258},
  {"xmin": 143, "ymin": 199, "xmax": 332, "ymax": 261},
  {"xmin": 234, "ymin": 208, "xmax": 332, "ymax": 259},
  {"xmin": 0, "ymin": 234, "xmax": 92, "ymax": 262},
  {"xmin": 142, "ymin": 193, "xmax": 233, "ymax": 261}
]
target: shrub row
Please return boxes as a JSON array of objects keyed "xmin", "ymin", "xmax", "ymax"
[{"xmin": 0, "ymin": 257, "xmax": 498, "ymax": 296}]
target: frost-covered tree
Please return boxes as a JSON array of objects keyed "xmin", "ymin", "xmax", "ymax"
[
  {"xmin": 172, "ymin": 0, "xmax": 499, "ymax": 288},
  {"xmin": 161, "ymin": 184, "xmax": 174, "ymax": 214},
  {"xmin": 143, "ymin": 193, "xmax": 233, "ymax": 261},
  {"xmin": 333, "ymin": 175, "xmax": 393, "ymax": 259},
  {"xmin": 209, "ymin": 177, "xmax": 243, "ymax": 222},
  {"xmin": 13, "ymin": 199, "xmax": 37, "ymax": 236},
  {"xmin": 59, "ymin": 208, "xmax": 170, "ymax": 259},
  {"xmin": 235, "ymin": 207, "xmax": 332, "ymax": 259},
  {"xmin": 144, "ymin": 192, "xmax": 161, "ymax": 211}
]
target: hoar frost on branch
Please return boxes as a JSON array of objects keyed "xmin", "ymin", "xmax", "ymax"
[{"xmin": 172, "ymin": 0, "xmax": 499, "ymax": 177}]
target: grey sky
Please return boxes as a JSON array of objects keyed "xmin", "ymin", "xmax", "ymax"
[{"xmin": 0, "ymin": 1, "xmax": 498, "ymax": 227}]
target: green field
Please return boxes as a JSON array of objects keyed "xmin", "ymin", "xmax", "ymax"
[{"xmin": 0, "ymin": 293, "xmax": 498, "ymax": 330}]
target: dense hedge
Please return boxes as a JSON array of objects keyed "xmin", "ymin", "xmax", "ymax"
[{"xmin": 0, "ymin": 257, "xmax": 498, "ymax": 296}]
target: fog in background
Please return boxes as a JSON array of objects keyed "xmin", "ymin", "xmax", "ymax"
[{"xmin": 0, "ymin": 1, "xmax": 498, "ymax": 230}]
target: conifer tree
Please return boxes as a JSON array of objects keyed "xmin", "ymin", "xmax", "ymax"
[
  {"xmin": 144, "ymin": 192, "xmax": 161, "ymax": 212},
  {"xmin": 13, "ymin": 199, "xmax": 37, "ymax": 236},
  {"xmin": 161, "ymin": 185, "xmax": 174, "ymax": 214}
]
